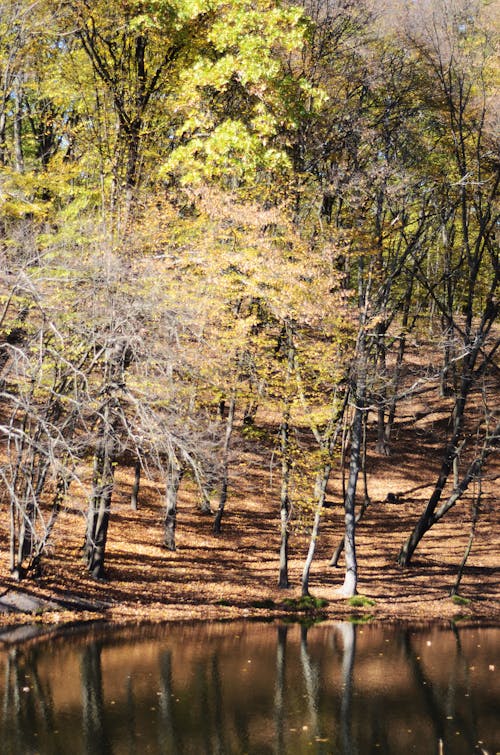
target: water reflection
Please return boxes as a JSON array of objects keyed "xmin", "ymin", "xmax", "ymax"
[{"xmin": 0, "ymin": 621, "xmax": 498, "ymax": 754}]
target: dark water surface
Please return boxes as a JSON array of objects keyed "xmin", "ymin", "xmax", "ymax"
[{"xmin": 0, "ymin": 621, "xmax": 498, "ymax": 754}]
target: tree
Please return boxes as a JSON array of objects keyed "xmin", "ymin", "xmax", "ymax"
[
  {"xmin": 0, "ymin": 261, "xmax": 91, "ymax": 578},
  {"xmin": 56, "ymin": 0, "xmax": 308, "ymax": 216},
  {"xmin": 395, "ymin": 0, "xmax": 499, "ymax": 565}
]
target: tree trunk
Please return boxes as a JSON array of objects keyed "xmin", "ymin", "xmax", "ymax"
[
  {"xmin": 213, "ymin": 393, "xmax": 235, "ymax": 535},
  {"xmin": 301, "ymin": 464, "xmax": 330, "ymax": 596},
  {"xmin": 131, "ymin": 457, "xmax": 141, "ymax": 510},
  {"xmin": 374, "ymin": 323, "xmax": 389, "ymax": 455},
  {"xmin": 398, "ymin": 363, "xmax": 476, "ymax": 566},
  {"xmin": 17, "ymin": 447, "xmax": 50, "ymax": 568},
  {"xmin": 29, "ymin": 470, "xmax": 69, "ymax": 575},
  {"xmin": 84, "ymin": 340, "xmax": 131, "ymax": 577},
  {"xmin": 329, "ymin": 496, "xmax": 370, "ymax": 568},
  {"xmin": 199, "ymin": 485, "xmax": 212, "ymax": 514},
  {"xmin": 278, "ymin": 321, "xmax": 295, "ymax": 588},
  {"xmin": 13, "ymin": 91, "xmax": 24, "ymax": 174},
  {"xmin": 338, "ymin": 389, "xmax": 364, "ymax": 597},
  {"xmin": 434, "ymin": 421, "xmax": 499, "ymax": 524},
  {"xmin": 300, "ymin": 386, "xmax": 349, "ymax": 593},
  {"xmin": 0, "ymin": 110, "xmax": 6, "ymax": 167},
  {"xmin": 398, "ymin": 438, "xmax": 457, "ymax": 568},
  {"xmin": 451, "ymin": 479, "xmax": 481, "ymax": 597},
  {"xmin": 164, "ymin": 459, "xmax": 184, "ymax": 551},
  {"xmin": 278, "ymin": 401, "xmax": 291, "ymax": 589},
  {"xmin": 84, "ymin": 404, "xmax": 117, "ymax": 579},
  {"xmin": 385, "ymin": 327, "xmax": 408, "ymax": 446}
]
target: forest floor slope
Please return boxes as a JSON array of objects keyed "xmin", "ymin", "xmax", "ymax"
[{"xmin": 0, "ymin": 362, "xmax": 498, "ymax": 631}]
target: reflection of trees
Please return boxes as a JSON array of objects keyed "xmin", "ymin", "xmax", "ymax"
[
  {"xmin": 335, "ymin": 622, "xmax": 356, "ymax": 755},
  {"xmin": 2, "ymin": 645, "xmax": 58, "ymax": 753},
  {"xmin": 402, "ymin": 630, "xmax": 447, "ymax": 750},
  {"xmin": 449, "ymin": 626, "xmax": 480, "ymax": 750},
  {"xmin": 300, "ymin": 625, "xmax": 320, "ymax": 739},
  {"xmin": 158, "ymin": 650, "xmax": 179, "ymax": 754},
  {"xmin": 274, "ymin": 625, "xmax": 288, "ymax": 755},
  {"xmin": 1, "ymin": 624, "xmax": 494, "ymax": 754},
  {"xmin": 402, "ymin": 630, "xmax": 479, "ymax": 754},
  {"xmin": 211, "ymin": 652, "xmax": 226, "ymax": 754},
  {"xmin": 157, "ymin": 643, "xmax": 253, "ymax": 755},
  {"xmin": 80, "ymin": 642, "xmax": 113, "ymax": 755},
  {"xmin": 123, "ymin": 674, "xmax": 139, "ymax": 755}
]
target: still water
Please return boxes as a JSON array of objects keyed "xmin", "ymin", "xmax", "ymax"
[{"xmin": 0, "ymin": 621, "xmax": 498, "ymax": 754}]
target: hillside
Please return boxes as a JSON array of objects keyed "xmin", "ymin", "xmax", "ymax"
[{"xmin": 1, "ymin": 346, "xmax": 498, "ymax": 631}]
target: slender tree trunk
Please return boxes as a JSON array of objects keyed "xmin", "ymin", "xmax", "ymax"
[
  {"xmin": 338, "ymin": 395, "xmax": 363, "ymax": 597},
  {"xmin": 17, "ymin": 436, "xmax": 52, "ymax": 567},
  {"xmin": 329, "ymin": 464, "xmax": 369, "ymax": 570},
  {"xmin": 213, "ymin": 393, "xmax": 236, "ymax": 535},
  {"xmin": 164, "ymin": 459, "xmax": 184, "ymax": 551},
  {"xmin": 199, "ymin": 484, "xmax": 212, "ymax": 514},
  {"xmin": 398, "ymin": 439, "xmax": 458, "ymax": 567},
  {"xmin": 451, "ymin": 478, "xmax": 482, "ymax": 597},
  {"xmin": 398, "ymin": 364, "xmax": 475, "ymax": 566},
  {"xmin": 29, "ymin": 470, "xmax": 69, "ymax": 574},
  {"xmin": 435, "ymin": 422, "xmax": 499, "ymax": 524},
  {"xmin": 278, "ymin": 321, "xmax": 295, "ymax": 588},
  {"xmin": 374, "ymin": 323, "xmax": 389, "ymax": 455},
  {"xmin": 278, "ymin": 401, "xmax": 291, "ymax": 588},
  {"xmin": 13, "ymin": 92, "xmax": 24, "ymax": 174},
  {"xmin": 84, "ymin": 339, "xmax": 132, "ymax": 577},
  {"xmin": 9, "ymin": 406, "xmax": 31, "ymax": 579},
  {"xmin": 301, "ymin": 393, "xmax": 348, "ymax": 594},
  {"xmin": 17, "ymin": 484, "xmax": 36, "ymax": 566},
  {"xmin": 337, "ymin": 349, "xmax": 367, "ymax": 598},
  {"xmin": 131, "ymin": 457, "xmax": 141, "ymax": 510},
  {"xmin": 10, "ymin": 492, "xmax": 17, "ymax": 577},
  {"xmin": 191, "ymin": 459, "xmax": 212, "ymax": 513},
  {"xmin": 84, "ymin": 400, "xmax": 117, "ymax": 579},
  {"xmin": 385, "ymin": 327, "xmax": 408, "ymax": 444},
  {"xmin": 16, "ymin": 455, "xmax": 50, "ymax": 569},
  {"xmin": 0, "ymin": 110, "xmax": 6, "ymax": 167},
  {"xmin": 301, "ymin": 464, "xmax": 330, "ymax": 596}
]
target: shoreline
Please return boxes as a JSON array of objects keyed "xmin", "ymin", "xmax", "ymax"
[{"xmin": 1, "ymin": 582, "xmax": 499, "ymax": 645}]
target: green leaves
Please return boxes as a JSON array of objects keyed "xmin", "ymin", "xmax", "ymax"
[
  {"xmin": 162, "ymin": 119, "xmax": 291, "ymax": 186},
  {"xmin": 157, "ymin": 0, "xmax": 309, "ymax": 188}
]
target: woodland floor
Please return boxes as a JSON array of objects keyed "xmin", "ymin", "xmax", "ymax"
[{"xmin": 0, "ymin": 347, "xmax": 499, "ymax": 634}]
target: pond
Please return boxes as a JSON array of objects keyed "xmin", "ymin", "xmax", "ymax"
[{"xmin": 0, "ymin": 621, "xmax": 498, "ymax": 754}]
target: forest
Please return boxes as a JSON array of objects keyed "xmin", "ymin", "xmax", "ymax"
[{"xmin": 0, "ymin": 0, "xmax": 498, "ymax": 619}]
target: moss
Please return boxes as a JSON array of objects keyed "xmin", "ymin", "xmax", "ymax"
[
  {"xmin": 451, "ymin": 594, "xmax": 471, "ymax": 606},
  {"xmin": 347, "ymin": 595, "xmax": 376, "ymax": 608},
  {"xmin": 282, "ymin": 595, "xmax": 329, "ymax": 611}
]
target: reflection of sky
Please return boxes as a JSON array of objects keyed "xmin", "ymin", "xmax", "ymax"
[{"xmin": 0, "ymin": 622, "xmax": 498, "ymax": 754}]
